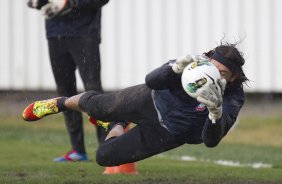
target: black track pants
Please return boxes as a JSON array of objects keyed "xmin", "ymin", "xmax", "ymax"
[
  {"xmin": 48, "ymin": 37, "xmax": 106, "ymax": 153},
  {"xmin": 79, "ymin": 84, "xmax": 185, "ymax": 166}
]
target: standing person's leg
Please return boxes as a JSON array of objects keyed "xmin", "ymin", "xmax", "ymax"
[
  {"xmin": 48, "ymin": 39, "xmax": 87, "ymax": 160},
  {"xmin": 69, "ymin": 37, "xmax": 106, "ymax": 144},
  {"xmin": 69, "ymin": 37, "xmax": 103, "ymax": 92}
]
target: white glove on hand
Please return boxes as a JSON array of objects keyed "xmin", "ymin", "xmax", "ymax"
[
  {"xmin": 41, "ymin": 0, "xmax": 76, "ymax": 19},
  {"xmin": 171, "ymin": 55, "xmax": 208, "ymax": 74},
  {"xmin": 197, "ymin": 79, "xmax": 226, "ymax": 124}
]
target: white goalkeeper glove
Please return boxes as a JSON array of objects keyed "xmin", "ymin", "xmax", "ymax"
[
  {"xmin": 41, "ymin": 0, "xmax": 77, "ymax": 19},
  {"xmin": 197, "ymin": 79, "xmax": 226, "ymax": 124},
  {"xmin": 171, "ymin": 54, "xmax": 208, "ymax": 74}
]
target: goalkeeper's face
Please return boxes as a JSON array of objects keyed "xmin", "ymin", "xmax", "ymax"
[{"xmin": 211, "ymin": 59, "xmax": 236, "ymax": 82}]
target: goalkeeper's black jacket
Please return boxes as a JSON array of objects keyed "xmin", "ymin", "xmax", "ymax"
[
  {"xmin": 45, "ymin": 0, "xmax": 109, "ymax": 41},
  {"xmin": 145, "ymin": 61, "xmax": 245, "ymax": 147}
]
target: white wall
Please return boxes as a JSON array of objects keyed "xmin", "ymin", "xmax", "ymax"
[{"xmin": 0, "ymin": 0, "xmax": 281, "ymax": 92}]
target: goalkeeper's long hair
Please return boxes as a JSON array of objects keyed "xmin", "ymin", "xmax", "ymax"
[{"xmin": 203, "ymin": 41, "xmax": 249, "ymax": 87}]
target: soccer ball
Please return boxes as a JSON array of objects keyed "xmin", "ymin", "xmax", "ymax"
[{"xmin": 181, "ymin": 60, "xmax": 221, "ymax": 99}]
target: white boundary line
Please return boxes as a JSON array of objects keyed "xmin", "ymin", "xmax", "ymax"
[{"xmin": 157, "ymin": 154, "xmax": 272, "ymax": 169}]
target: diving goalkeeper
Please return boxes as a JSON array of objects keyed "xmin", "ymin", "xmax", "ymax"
[{"xmin": 22, "ymin": 41, "xmax": 248, "ymax": 166}]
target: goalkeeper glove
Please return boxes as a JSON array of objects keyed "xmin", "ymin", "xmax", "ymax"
[
  {"xmin": 171, "ymin": 54, "xmax": 208, "ymax": 74},
  {"xmin": 197, "ymin": 79, "xmax": 226, "ymax": 123},
  {"xmin": 41, "ymin": 0, "xmax": 77, "ymax": 19},
  {"xmin": 27, "ymin": 0, "xmax": 49, "ymax": 9}
]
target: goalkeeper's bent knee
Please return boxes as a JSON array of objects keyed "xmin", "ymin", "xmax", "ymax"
[{"xmin": 78, "ymin": 90, "xmax": 101, "ymax": 112}]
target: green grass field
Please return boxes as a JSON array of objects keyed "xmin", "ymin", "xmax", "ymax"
[{"xmin": 1, "ymin": 111, "xmax": 282, "ymax": 183}]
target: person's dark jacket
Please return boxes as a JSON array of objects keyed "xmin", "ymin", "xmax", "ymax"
[
  {"xmin": 145, "ymin": 61, "xmax": 245, "ymax": 147},
  {"xmin": 45, "ymin": 0, "xmax": 109, "ymax": 40}
]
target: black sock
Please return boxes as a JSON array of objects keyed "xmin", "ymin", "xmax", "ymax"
[{"xmin": 56, "ymin": 97, "xmax": 67, "ymax": 111}]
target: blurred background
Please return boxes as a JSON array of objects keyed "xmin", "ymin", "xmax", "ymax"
[{"xmin": 0, "ymin": 0, "xmax": 282, "ymax": 92}]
